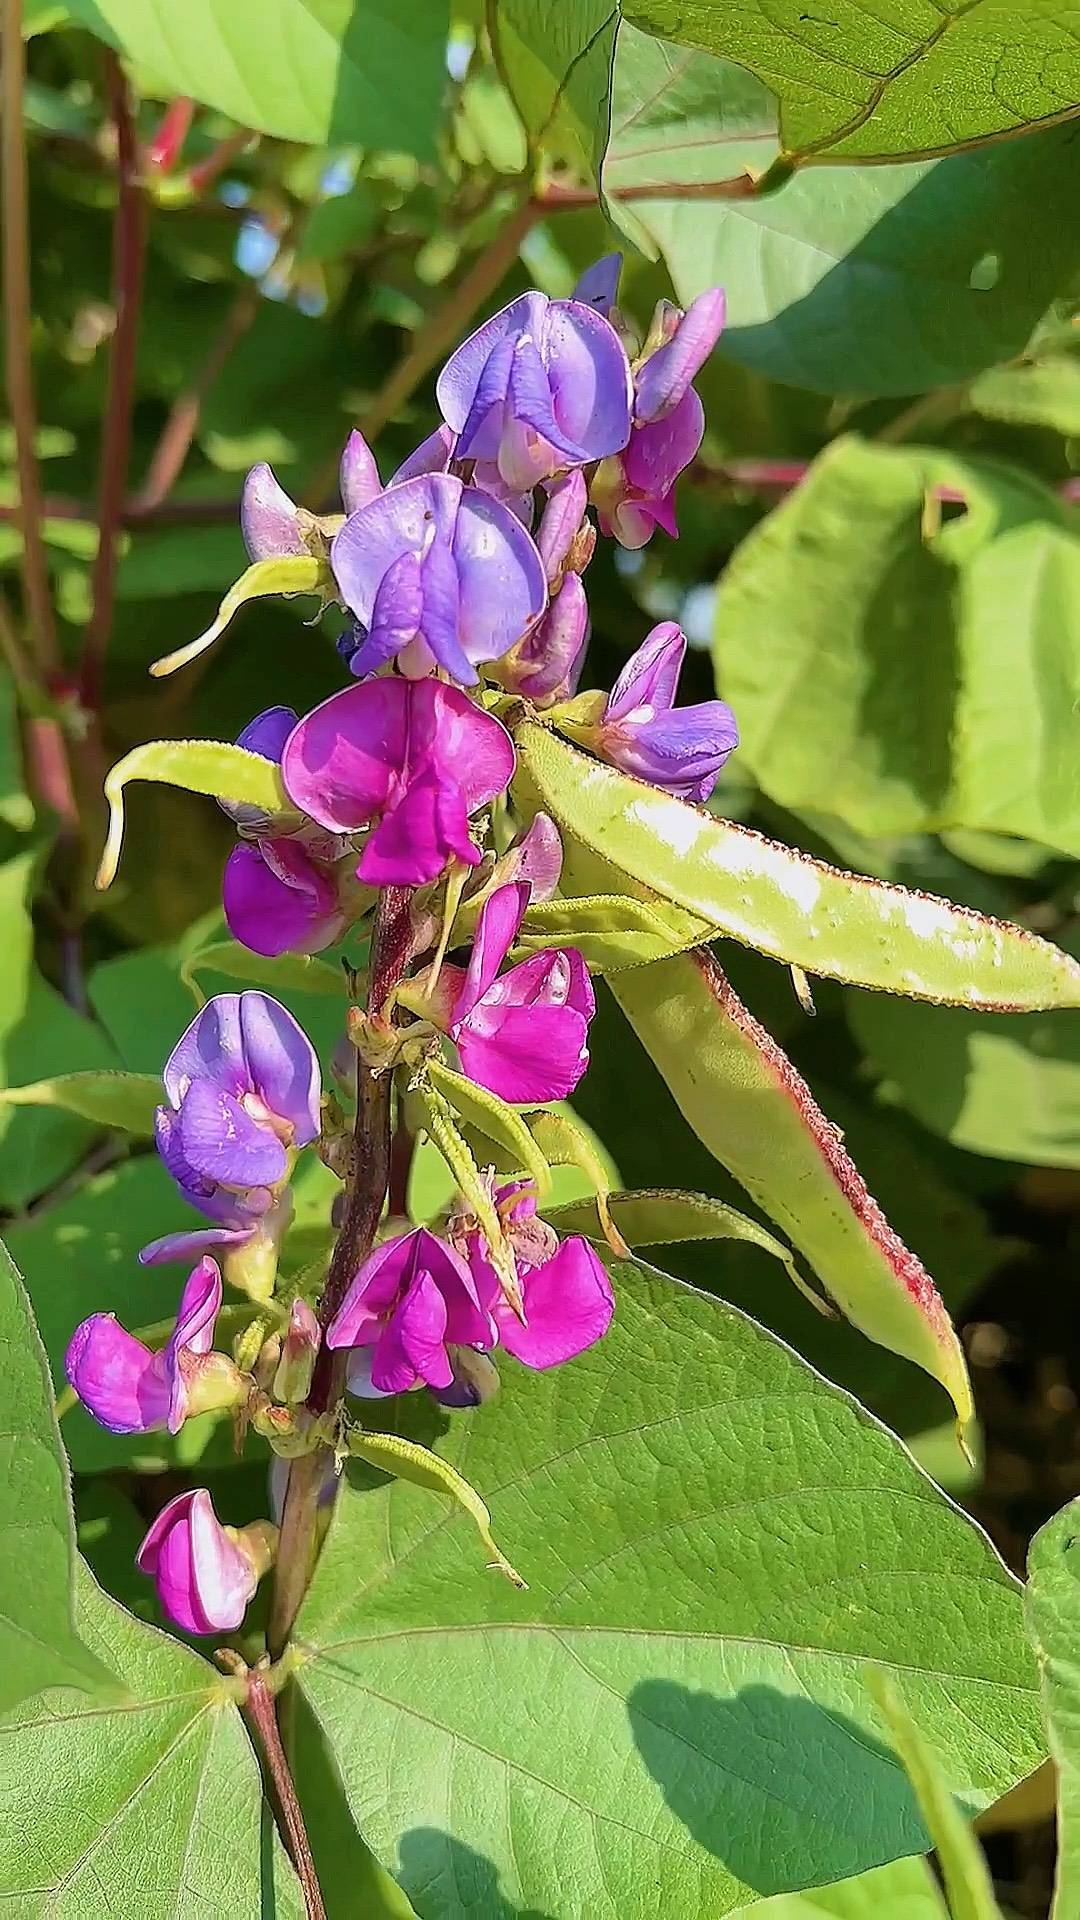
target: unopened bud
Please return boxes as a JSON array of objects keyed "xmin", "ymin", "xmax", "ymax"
[{"xmin": 273, "ymin": 1298, "xmax": 321, "ymax": 1404}]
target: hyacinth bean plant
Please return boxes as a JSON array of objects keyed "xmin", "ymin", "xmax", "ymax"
[{"xmin": 5, "ymin": 15, "xmax": 1080, "ymax": 1916}]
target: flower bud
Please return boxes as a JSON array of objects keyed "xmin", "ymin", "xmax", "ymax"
[
  {"xmin": 136, "ymin": 1489, "xmax": 270, "ymax": 1635},
  {"xmin": 273, "ymin": 1298, "xmax": 321, "ymax": 1404},
  {"xmin": 493, "ymin": 571, "xmax": 588, "ymax": 706}
]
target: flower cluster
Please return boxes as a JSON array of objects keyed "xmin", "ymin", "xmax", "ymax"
[{"xmin": 68, "ymin": 261, "xmax": 738, "ymax": 1638}]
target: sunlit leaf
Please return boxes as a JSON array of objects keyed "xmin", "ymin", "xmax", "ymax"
[
  {"xmin": 1026, "ymin": 1499, "xmax": 1080, "ymax": 1920},
  {"xmin": 425, "ymin": 1059, "xmax": 552, "ymax": 1201},
  {"xmin": 0, "ymin": 1069, "xmax": 161, "ymax": 1135},
  {"xmin": 518, "ymin": 890, "xmax": 711, "ymax": 969},
  {"xmin": 0, "ymin": 1243, "xmax": 112, "ymax": 1710},
  {"xmin": 294, "ymin": 1258, "xmax": 1041, "ymax": 1917},
  {"xmin": 868, "ymin": 1673, "xmax": 1004, "ymax": 1920}
]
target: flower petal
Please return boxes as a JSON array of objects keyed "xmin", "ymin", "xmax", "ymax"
[
  {"xmin": 453, "ymin": 882, "xmax": 528, "ymax": 1022},
  {"xmin": 339, "ymin": 428, "xmax": 381, "ymax": 513},
  {"xmin": 496, "ymin": 1236, "xmax": 614, "ymax": 1368},
  {"xmin": 634, "ymin": 287, "xmax": 725, "ymax": 424},
  {"xmin": 240, "ymin": 463, "xmax": 304, "ymax": 562},
  {"xmin": 66, "ymin": 1315, "xmax": 169, "ymax": 1433},
  {"xmin": 223, "ymin": 841, "xmax": 340, "ymax": 958},
  {"xmin": 606, "ymin": 621, "xmax": 686, "ymax": 724}
]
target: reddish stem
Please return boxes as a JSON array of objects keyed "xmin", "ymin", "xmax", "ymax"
[
  {"xmin": 187, "ymin": 127, "xmax": 255, "ymax": 195},
  {"xmin": 245, "ymin": 1673, "xmax": 326, "ymax": 1920},
  {"xmin": 134, "ymin": 284, "xmax": 259, "ymax": 510},
  {"xmin": 146, "ymin": 97, "xmax": 194, "ymax": 173},
  {"xmin": 80, "ymin": 54, "xmax": 149, "ymax": 711}
]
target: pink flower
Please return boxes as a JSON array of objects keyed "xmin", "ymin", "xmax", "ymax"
[
  {"xmin": 65, "ymin": 1258, "xmax": 226, "ymax": 1435},
  {"xmin": 461, "ymin": 1182, "xmax": 614, "ymax": 1369},
  {"xmin": 446, "ymin": 882, "xmax": 594, "ymax": 1102},
  {"xmin": 281, "ymin": 676, "xmax": 515, "ymax": 889},
  {"xmin": 136, "ymin": 1488, "xmax": 262, "ymax": 1634},
  {"xmin": 326, "ymin": 1227, "xmax": 493, "ymax": 1395}
]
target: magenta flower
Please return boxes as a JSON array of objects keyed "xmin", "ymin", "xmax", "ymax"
[
  {"xmin": 634, "ymin": 290, "xmax": 726, "ymax": 424},
  {"xmin": 137, "ymin": 1488, "xmax": 261, "ymax": 1634},
  {"xmin": 502, "ymin": 813, "xmax": 563, "ymax": 901},
  {"xmin": 240, "ymin": 430, "xmax": 380, "ymax": 560},
  {"xmin": 66, "ymin": 1257, "xmax": 224, "ymax": 1435},
  {"xmin": 326, "ymin": 1227, "xmax": 493, "ymax": 1395},
  {"xmin": 281, "ymin": 675, "xmax": 515, "ymax": 889},
  {"xmin": 463, "ymin": 1182, "xmax": 614, "ymax": 1369},
  {"xmin": 446, "ymin": 882, "xmax": 594, "ymax": 1102},
  {"xmin": 156, "ymin": 992, "xmax": 320, "ymax": 1225},
  {"xmin": 223, "ymin": 837, "xmax": 344, "ymax": 958},
  {"xmin": 436, "ymin": 291, "xmax": 632, "ymax": 491},
  {"xmin": 589, "ymin": 621, "xmax": 738, "ymax": 801},
  {"xmin": 592, "ymin": 387, "xmax": 705, "ymax": 548},
  {"xmin": 331, "ymin": 472, "xmax": 546, "ymax": 684}
]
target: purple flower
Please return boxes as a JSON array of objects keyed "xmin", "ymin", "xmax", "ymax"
[
  {"xmin": 66, "ymin": 1257, "xmax": 224, "ymax": 1435},
  {"xmin": 591, "ymin": 387, "xmax": 705, "ymax": 549},
  {"xmin": 281, "ymin": 676, "xmax": 515, "ymax": 890},
  {"xmin": 223, "ymin": 837, "xmax": 344, "ymax": 958},
  {"xmin": 446, "ymin": 882, "xmax": 594, "ymax": 1102},
  {"xmin": 535, "ymin": 471, "xmax": 589, "ymax": 587},
  {"xmin": 240, "ymin": 431, "xmax": 380, "ymax": 561},
  {"xmin": 331, "ymin": 473, "xmax": 547, "ymax": 684},
  {"xmin": 136, "ymin": 1488, "xmax": 261, "ymax": 1634},
  {"xmin": 326, "ymin": 1226, "xmax": 493, "ymax": 1395},
  {"xmin": 590, "ymin": 621, "xmax": 739, "ymax": 802},
  {"xmin": 502, "ymin": 813, "xmax": 563, "ymax": 902},
  {"xmin": 462, "ymin": 1182, "xmax": 614, "ymax": 1369},
  {"xmin": 572, "ymin": 253, "xmax": 623, "ymax": 317},
  {"xmin": 436, "ymin": 292, "xmax": 633, "ymax": 491},
  {"xmin": 494, "ymin": 570, "xmax": 588, "ymax": 704},
  {"xmin": 220, "ymin": 706, "xmax": 298, "ymax": 830},
  {"xmin": 633, "ymin": 289, "xmax": 725, "ymax": 424},
  {"xmin": 157, "ymin": 992, "xmax": 320, "ymax": 1223},
  {"xmin": 390, "ymin": 424, "xmax": 533, "ymax": 526},
  {"xmin": 139, "ymin": 1224, "xmax": 258, "ymax": 1268}
]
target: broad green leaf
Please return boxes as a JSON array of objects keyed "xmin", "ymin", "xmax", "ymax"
[
  {"xmin": 294, "ymin": 1258, "xmax": 1042, "ymax": 1918},
  {"xmin": 713, "ymin": 438, "xmax": 1080, "ymax": 859},
  {"xmin": 869, "ymin": 1674, "xmax": 1004, "ymax": 1920},
  {"xmin": 624, "ymin": 0, "xmax": 1080, "ymax": 162},
  {"xmin": 0, "ymin": 852, "xmax": 119, "ymax": 1209},
  {"xmin": 23, "ymin": 0, "xmax": 71, "ymax": 31},
  {"xmin": 181, "ymin": 938, "xmax": 346, "ymax": 1006},
  {"xmin": 426, "ymin": 1058, "xmax": 552, "ymax": 1200},
  {"xmin": 0, "ymin": 1243, "xmax": 111, "ymax": 1709},
  {"xmin": 849, "ymin": 993, "xmax": 1080, "ymax": 1167},
  {"xmin": 611, "ymin": 951, "xmax": 973, "ymax": 1431},
  {"xmin": 547, "ymin": 1185, "xmax": 810, "ymax": 1296},
  {"xmin": 347, "ymin": 1427, "xmax": 525, "ymax": 1587},
  {"xmin": 96, "ymin": 738, "xmax": 293, "ymax": 891},
  {"xmin": 512, "ymin": 720, "xmax": 1080, "ymax": 1011},
  {"xmin": 282, "ymin": 1685, "xmax": 419, "ymax": 1919},
  {"xmin": 0, "ymin": 672, "xmax": 33, "ymax": 834},
  {"xmin": 148, "ymin": 552, "xmax": 332, "ymax": 678},
  {"xmin": 518, "ymin": 890, "xmax": 711, "ymax": 969},
  {"xmin": 0, "ymin": 1561, "xmax": 303, "ymax": 1916},
  {"xmin": 1026, "ymin": 1500, "xmax": 1080, "ymax": 1920},
  {"xmin": 608, "ymin": 33, "xmax": 1080, "ymax": 397},
  {"xmin": 970, "ymin": 356, "xmax": 1080, "ymax": 435},
  {"xmin": 746, "ymin": 1856, "xmax": 948, "ymax": 1918},
  {"xmin": 0, "ymin": 1068, "xmax": 161, "ymax": 1135},
  {"xmin": 63, "ymin": 0, "xmax": 449, "ymax": 156},
  {"xmin": 5, "ymin": 1155, "xmax": 250, "ymax": 1474},
  {"xmin": 489, "ymin": 0, "xmax": 617, "ymax": 181}
]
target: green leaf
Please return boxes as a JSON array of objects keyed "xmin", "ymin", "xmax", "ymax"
[
  {"xmin": 0, "ymin": 1242, "xmax": 112, "ymax": 1709},
  {"xmin": 1026, "ymin": 1500, "xmax": 1080, "ymax": 1920},
  {"xmin": 148, "ymin": 552, "xmax": 333, "ymax": 679},
  {"xmin": 426, "ymin": 1058, "xmax": 552, "ymax": 1200},
  {"xmin": 849, "ymin": 993, "xmax": 1080, "ymax": 1167},
  {"xmin": 744, "ymin": 1856, "xmax": 948, "ymax": 1918},
  {"xmin": 608, "ymin": 32, "xmax": 1080, "ymax": 397},
  {"xmin": 489, "ymin": 0, "xmax": 617, "ymax": 182},
  {"xmin": 0, "ymin": 672, "xmax": 33, "ymax": 834},
  {"xmin": 347, "ymin": 1427, "xmax": 525, "ymax": 1587},
  {"xmin": 713, "ymin": 438, "xmax": 1080, "ymax": 859},
  {"xmin": 63, "ymin": 0, "xmax": 449, "ymax": 157},
  {"xmin": 868, "ymin": 1674, "xmax": 1004, "ymax": 1920},
  {"xmin": 970, "ymin": 355, "xmax": 1080, "ymax": 435},
  {"xmin": 96, "ymin": 738, "xmax": 293, "ymax": 891},
  {"xmin": 518, "ymin": 890, "xmax": 711, "ymax": 969},
  {"xmin": 181, "ymin": 938, "xmax": 346, "ymax": 1005},
  {"xmin": 611, "ymin": 950, "xmax": 973, "ymax": 1431},
  {"xmin": 512, "ymin": 719, "xmax": 1080, "ymax": 1011},
  {"xmin": 0, "ymin": 1068, "xmax": 161, "ymax": 1135},
  {"xmin": 624, "ymin": 0, "xmax": 1080, "ymax": 162},
  {"xmin": 0, "ymin": 851, "xmax": 120, "ymax": 1209},
  {"xmin": 294, "ymin": 1258, "xmax": 1042, "ymax": 1917},
  {"xmin": 282, "ymin": 1685, "xmax": 419, "ymax": 1919},
  {"xmin": 0, "ymin": 1561, "xmax": 303, "ymax": 1915}
]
